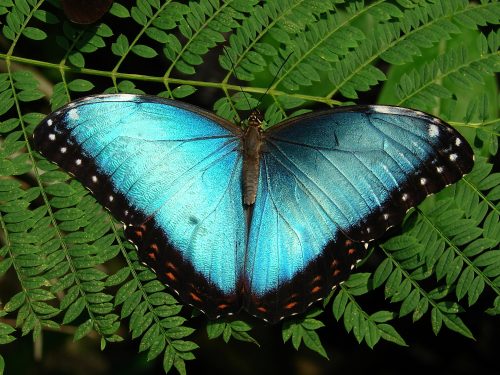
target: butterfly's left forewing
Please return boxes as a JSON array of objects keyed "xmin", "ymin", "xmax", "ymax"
[
  {"xmin": 244, "ymin": 106, "xmax": 473, "ymax": 322},
  {"xmin": 34, "ymin": 95, "xmax": 246, "ymax": 318}
]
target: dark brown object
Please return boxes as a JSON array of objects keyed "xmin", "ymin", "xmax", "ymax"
[{"xmin": 61, "ymin": 0, "xmax": 113, "ymax": 24}]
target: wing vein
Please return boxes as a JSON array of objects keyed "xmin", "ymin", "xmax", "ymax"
[{"xmin": 265, "ymin": 140, "xmax": 354, "ymax": 232}]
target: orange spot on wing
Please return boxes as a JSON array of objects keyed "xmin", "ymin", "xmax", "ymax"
[
  {"xmin": 135, "ymin": 230, "xmax": 143, "ymax": 238},
  {"xmin": 165, "ymin": 261, "xmax": 178, "ymax": 271},
  {"xmin": 348, "ymin": 248, "xmax": 356, "ymax": 255},
  {"xmin": 285, "ymin": 301, "xmax": 298, "ymax": 310},
  {"xmin": 217, "ymin": 304, "xmax": 229, "ymax": 310},
  {"xmin": 345, "ymin": 239, "xmax": 353, "ymax": 246},
  {"xmin": 257, "ymin": 306, "xmax": 267, "ymax": 313},
  {"xmin": 312, "ymin": 275, "xmax": 322, "ymax": 283},
  {"xmin": 190, "ymin": 292, "xmax": 202, "ymax": 303},
  {"xmin": 166, "ymin": 272, "xmax": 176, "ymax": 281},
  {"xmin": 311, "ymin": 286, "xmax": 321, "ymax": 293},
  {"xmin": 148, "ymin": 252, "xmax": 156, "ymax": 261},
  {"xmin": 139, "ymin": 224, "xmax": 147, "ymax": 230},
  {"xmin": 150, "ymin": 243, "xmax": 159, "ymax": 253},
  {"xmin": 333, "ymin": 269, "xmax": 341, "ymax": 277},
  {"xmin": 331, "ymin": 260, "xmax": 338, "ymax": 268}
]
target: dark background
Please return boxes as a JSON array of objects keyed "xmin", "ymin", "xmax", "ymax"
[{"xmin": 2, "ymin": 297, "xmax": 499, "ymax": 374}]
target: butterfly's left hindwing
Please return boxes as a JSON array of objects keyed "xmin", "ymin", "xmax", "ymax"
[
  {"xmin": 244, "ymin": 106, "xmax": 473, "ymax": 322},
  {"xmin": 33, "ymin": 94, "xmax": 246, "ymax": 318}
]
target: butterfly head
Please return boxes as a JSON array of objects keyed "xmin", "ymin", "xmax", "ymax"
[{"xmin": 247, "ymin": 110, "xmax": 264, "ymax": 129}]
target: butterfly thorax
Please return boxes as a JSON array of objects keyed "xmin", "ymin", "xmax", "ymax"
[{"xmin": 242, "ymin": 111, "xmax": 264, "ymax": 205}]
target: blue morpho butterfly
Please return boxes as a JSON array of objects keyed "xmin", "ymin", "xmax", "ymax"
[{"xmin": 33, "ymin": 94, "xmax": 474, "ymax": 323}]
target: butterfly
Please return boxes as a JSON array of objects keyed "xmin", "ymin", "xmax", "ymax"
[
  {"xmin": 33, "ymin": 94, "xmax": 474, "ymax": 323},
  {"xmin": 60, "ymin": 0, "xmax": 113, "ymax": 24}
]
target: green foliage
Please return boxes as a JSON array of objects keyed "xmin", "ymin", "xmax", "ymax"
[
  {"xmin": 332, "ymin": 273, "xmax": 408, "ymax": 347},
  {"xmin": 0, "ymin": 0, "xmax": 498, "ymax": 374},
  {"xmin": 282, "ymin": 308, "xmax": 330, "ymax": 358},
  {"xmin": 206, "ymin": 319, "xmax": 259, "ymax": 345}
]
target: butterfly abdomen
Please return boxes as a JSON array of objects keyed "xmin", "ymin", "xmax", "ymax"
[{"xmin": 242, "ymin": 125, "xmax": 263, "ymax": 205}]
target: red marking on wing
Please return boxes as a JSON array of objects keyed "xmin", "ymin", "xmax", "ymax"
[
  {"xmin": 165, "ymin": 261, "xmax": 178, "ymax": 271},
  {"xmin": 284, "ymin": 301, "xmax": 298, "ymax": 310},
  {"xmin": 190, "ymin": 292, "xmax": 202, "ymax": 303},
  {"xmin": 312, "ymin": 275, "xmax": 322, "ymax": 283},
  {"xmin": 166, "ymin": 272, "xmax": 176, "ymax": 281}
]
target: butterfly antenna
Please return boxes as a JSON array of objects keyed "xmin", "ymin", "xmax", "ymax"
[
  {"xmin": 223, "ymin": 46, "xmax": 253, "ymax": 112},
  {"xmin": 254, "ymin": 51, "xmax": 294, "ymax": 110}
]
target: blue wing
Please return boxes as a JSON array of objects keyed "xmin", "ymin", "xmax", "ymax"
[
  {"xmin": 244, "ymin": 106, "xmax": 473, "ymax": 320},
  {"xmin": 33, "ymin": 94, "xmax": 246, "ymax": 317}
]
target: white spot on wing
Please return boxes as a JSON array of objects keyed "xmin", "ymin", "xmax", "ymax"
[
  {"xmin": 383, "ymin": 213, "xmax": 389, "ymax": 220},
  {"xmin": 455, "ymin": 138, "xmax": 462, "ymax": 146},
  {"xmin": 108, "ymin": 94, "xmax": 138, "ymax": 102},
  {"xmin": 428, "ymin": 124, "xmax": 439, "ymax": 138},
  {"xmin": 369, "ymin": 106, "xmax": 431, "ymax": 121},
  {"xmin": 402, "ymin": 193, "xmax": 408, "ymax": 201},
  {"xmin": 370, "ymin": 106, "xmax": 401, "ymax": 115},
  {"xmin": 47, "ymin": 119, "xmax": 53, "ymax": 126},
  {"xmin": 437, "ymin": 166, "xmax": 444, "ymax": 173},
  {"xmin": 109, "ymin": 195, "xmax": 114, "ymax": 202},
  {"xmin": 92, "ymin": 176, "xmax": 98, "ymax": 183},
  {"xmin": 69, "ymin": 108, "xmax": 79, "ymax": 120},
  {"xmin": 60, "ymin": 147, "xmax": 67, "ymax": 153},
  {"xmin": 420, "ymin": 178, "xmax": 427, "ymax": 185},
  {"xmin": 75, "ymin": 159, "xmax": 82, "ymax": 166},
  {"xmin": 450, "ymin": 153, "xmax": 458, "ymax": 161},
  {"xmin": 49, "ymin": 133, "xmax": 56, "ymax": 141}
]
